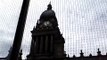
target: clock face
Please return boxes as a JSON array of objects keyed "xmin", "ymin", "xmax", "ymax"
[{"xmin": 43, "ymin": 21, "xmax": 52, "ymax": 26}]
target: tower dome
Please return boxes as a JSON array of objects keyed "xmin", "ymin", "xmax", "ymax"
[
  {"xmin": 36, "ymin": 3, "xmax": 58, "ymax": 29},
  {"xmin": 40, "ymin": 3, "xmax": 56, "ymax": 20}
]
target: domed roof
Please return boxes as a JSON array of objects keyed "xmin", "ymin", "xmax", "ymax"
[
  {"xmin": 40, "ymin": 10, "xmax": 55, "ymax": 19},
  {"xmin": 40, "ymin": 3, "xmax": 56, "ymax": 19}
]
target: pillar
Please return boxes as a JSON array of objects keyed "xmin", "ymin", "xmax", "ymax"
[
  {"xmin": 40, "ymin": 36, "xmax": 43, "ymax": 54},
  {"xmin": 35, "ymin": 36, "xmax": 39, "ymax": 53},
  {"xmin": 9, "ymin": 0, "xmax": 30, "ymax": 60},
  {"xmin": 45, "ymin": 35, "xmax": 48, "ymax": 54},
  {"xmin": 50, "ymin": 35, "xmax": 53, "ymax": 54}
]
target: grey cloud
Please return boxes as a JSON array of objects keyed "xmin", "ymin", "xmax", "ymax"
[{"xmin": 0, "ymin": 38, "xmax": 12, "ymax": 57}]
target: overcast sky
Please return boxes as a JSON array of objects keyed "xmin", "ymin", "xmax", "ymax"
[{"xmin": 0, "ymin": 0, "xmax": 107, "ymax": 59}]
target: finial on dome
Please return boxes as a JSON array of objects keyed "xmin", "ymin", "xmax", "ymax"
[
  {"xmin": 47, "ymin": 1, "xmax": 52, "ymax": 10},
  {"xmin": 49, "ymin": 1, "xmax": 51, "ymax": 4}
]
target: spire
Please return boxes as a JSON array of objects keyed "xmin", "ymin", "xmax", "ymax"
[
  {"xmin": 73, "ymin": 55, "xmax": 76, "ymax": 58},
  {"xmin": 89, "ymin": 53, "xmax": 92, "ymax": 57},
  {"xmin": 80, "ymin": 50, "xmax": 84, "ymax": 57},
  {"xmin": 97, "ymin": 48, "xmax": 101, "ymax": 56},
  {"xmin": 47, "ymin": 1, "xmax": 52, "ymax": 10}
]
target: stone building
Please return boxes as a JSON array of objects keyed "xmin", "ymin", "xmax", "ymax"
[{"xmin": 27, "ymin": 3, "xmax": 66, "ymax": 60}]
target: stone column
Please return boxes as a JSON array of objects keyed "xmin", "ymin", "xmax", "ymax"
[
  {"xmin": 50, "ymin": 35, "xmax": 53, "ymax": 54},
  {"xmin": 40, "ymin": 36, "xmax": 43, "ymax": 54},
  {"xmin": 45, "ymin": 35, "xmax": 48, "ymax": 54},
  {"xmin": 35, "ymin": 36, "xmax": 39, "ymax": 53}
]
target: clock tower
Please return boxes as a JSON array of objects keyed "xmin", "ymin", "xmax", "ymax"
[{"xmin": 27, "ymin": 3, "xmax": 66, "ymax": 60}]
